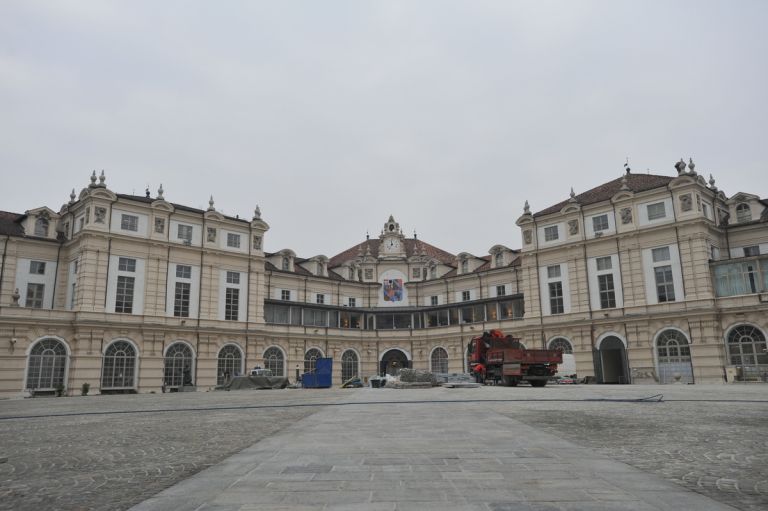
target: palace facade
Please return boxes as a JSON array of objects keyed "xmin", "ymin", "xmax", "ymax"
[{"xmin": 0, "ymin": 161, "xmax": 766, "ymax": 396}]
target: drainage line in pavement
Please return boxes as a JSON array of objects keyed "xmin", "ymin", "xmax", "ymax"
[{"xmin": 9, "ymin": 393, "xmax": 768, "ymax": 422}]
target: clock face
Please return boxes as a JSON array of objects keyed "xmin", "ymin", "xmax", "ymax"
[{"xmin": 384, "ymin": 238, "xmax": 400, "ymax": 253}]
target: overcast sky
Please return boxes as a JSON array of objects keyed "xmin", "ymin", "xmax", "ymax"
[{"xmin": 1, "ymin": 1, "xmax": 766, "ymax": 257}]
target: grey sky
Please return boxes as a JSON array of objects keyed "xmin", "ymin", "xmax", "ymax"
[{"xmin": 1, "ymin": 0, "xmax": 766, "ymax": 257}]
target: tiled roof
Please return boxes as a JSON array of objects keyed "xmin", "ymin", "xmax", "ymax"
[
  {"xmin": 116, "ymin": 194, "xmax": 250, "ymax": 224},
  {"xmin": 328, "ymin": 238, "xmax": 456, "ymax": 268},
  {"xmin": 534, "ymin": 173, "xmax": 674, "ymax": 217},
  {"xmin": 0, "ymin": 211, "xmax": 25, "ymax": 236},
  {"xmin": 265, "ymin": 261, "xmax": 345, "ymax": 281}
]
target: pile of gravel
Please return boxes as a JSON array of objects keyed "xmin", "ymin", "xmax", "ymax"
[{"xmin": 398, "ymin": 368, "xmax": 437, "ymax": 385}]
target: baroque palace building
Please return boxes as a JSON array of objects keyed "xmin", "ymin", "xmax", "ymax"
[{"xmin": 0, "ymin": 161, "xmax": 766, "ymax": 396}]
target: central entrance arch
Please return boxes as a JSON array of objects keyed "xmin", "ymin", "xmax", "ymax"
[
  {"xmin": 380, "ymin": 349, "xmax": 410, "ymax": 376},
  {"xmin": 594, "ymin": 334, "xmax": 629, "ymax": 384}
]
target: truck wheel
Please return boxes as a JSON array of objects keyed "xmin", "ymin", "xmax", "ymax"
[
  {"xmin": 530, "ymin": 380, "xmax": 547, "ymax": 387},
  {"xmin": 503, "ymin": 376, "xmax": 519, "ymax": 387}
]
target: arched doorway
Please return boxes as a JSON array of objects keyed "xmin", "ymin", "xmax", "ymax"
[
  {"xmin": 164, "ymin": 342, "xmax": 194, "ymax": 389},
  {"xmin": 655, "ymin": 329, "xmax": 693, "ymax": 384},
  {"xmin": 102, "ymin": 340, "xmax": 138, "ymax": 390},
  {"xmin": 341, "ymin": 350, "xmax": 359, "ymax": 383},
  {"xmin": 217, "ymin": 344, "xmax": 243, "ymax": 385},
  {"xmin": 304, "ymin": 348, "xmax": 324, "ymax": 373},
  {"xmin": 380, "ymin": 349, "xmax": 409, "ymax": 376},
  {"xmin": 263, "ymin": 346, "xmax": 285, "ymax": 376},
  {"xmin": 26, "ymin": 337, "xmax": 69, "ymax": 392},
  {"xmin": 548, "ymin": 337, "xmax": 575, "ymax": 376},
  {"xmin": 595, "ymin": 335, "xmax": 628, "ymax": 384},
  {"xmin": 430, "ymin": 347, "xmax": 448, "ymax": 374}
]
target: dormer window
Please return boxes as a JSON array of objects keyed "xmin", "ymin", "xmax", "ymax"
[
  {"xmin": 647, "ymin": 202, "xmax": 667, "ymax": 221},
  {"xmin": 34, "ymin": 217, "xmax": 49, "ymax": 237},
  {"xmin": 592, "ymin": 214, "xmax": 609, "ymax": 233},
  {"xmin": 461, "ymin": 260, "xmax": 469, "ymax": 274},
  {"xmin": 495, "ymin": 253, "xmax": 503, "ymax": 267},
  {"xmin": 544, "ymin": 225, "xmax": 559, "ymax": 242},
  {"xmin": 736, "ymin": 203, "xmax": 752, "ymax": 223},
  {"xmin": 281, "ymin": 257, "xmax": 290, "ymax": 271}
]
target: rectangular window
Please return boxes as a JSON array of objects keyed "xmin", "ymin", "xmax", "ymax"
[
  {"xmin": 121, "ymin": 214, "xmax": 138, "ymax": 232},
  {"xmin": 115, "ymin": 276, "xmax": 135, "ymax": 313},
  {"xmin": 177, "ymin": 224, "xmax": 193, "ymax": 242},
  {"xmin": 26, "ymin": 283, "xmax": 45, "ymax": 309},
  {"xmin": 744, "ymin": 246, "xmax": 760, "ymax": 257},
  {"xmin": 647, "ymin": 202, "xmax": 667, "ymax": 220},
  {"xmin": 652, "ymin": 247, "xmax": 671, "ymax": 263},
  {"xmin": 430, "ymin": 295, "xmax": 438, "ymax": 306},
  {"xmin": 29, "ymin": 261, "xmax": 46, "ymax": 275},
  {"xmin": 461, "ymin": 290, "xmax": 471, "ymax": 301},
  {"xmin": 548, "ymin": 282, "xmax": 564, "ymax": 314},
  {"xmin": 654, "ymin": 266, "xmax": 676, "ymax": 302},
  {"xmin": 316, "ymin": 294, "xmax": 325, "ymax": 304},
  {"xmin": 348, "ymin": 297, "xmax": 356, "ymax": 307},
  {"xmin": 596, "ymin": 256, "xmax": 612, "ymax": 271},
  {"xmin": 364, "ymin": 268, "xmax": 373, "ymax": 280},
  {"xmin": 496, "ymin": 285, "xmax": 506, "ymax": 297},
  {"xmin": 226, "ymin": 233, "xmax": 241, "ymax": 248},
  {"xmin": 547, "ymin": 265, "xmax": 561, "ymax": 279},
  {"xmin": 280, "ymin": 289, "xmax": 290, "ymax": 301},
  {"xmin": 544, "ymin": 225, "xmax": 559, "ymax": 241},
  {"xmin": 226, "ymin": 271, "xmax": 240, "ymax": 284},
  {"xmin": 174, "ymin": 282, "xmax": 190, "ymax": 317},
  {"xmin": 118, "ymin": 257, "xmax": 136, "ymax": 272},
  {"xmin": 176, "ymin": 265, "xmax": 192, "ymax": 279},
  {"xmin": 225, "ymin": 288, "xmax": 239, "ymax": 320},
  {"xmin": 592, "ymin": 214, "xmax": 609, "ymax": 232},
  {"xmin": 412, "ymin": 267, "xmax": 421, "ymax": 279},
  {"xmin": 598, "ymin": 274, "xmax": 616, "ymax": 309}
]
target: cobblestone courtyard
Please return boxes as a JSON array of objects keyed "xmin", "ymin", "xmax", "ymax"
[{"xmin": 0, "ymin": 384, "xmax": 766, "ymax": 510}]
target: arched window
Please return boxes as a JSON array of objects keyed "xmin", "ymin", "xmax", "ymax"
[
  {"xmin": 728, "ymin": 325, "xmax": 768, "ymax": 366},
  {"xmin": 304, "ymin": 348, "xmax": 323, "ymax": 373},
  {"xmin": 34, "ymin": 217, "xmax": 49, "ymax": 237},
  {"xmin": 736, "ymin": 203, "xmax": 752, "ymax": 223},
  {"xmin": 548, "ymin": 337, "xmax": 573, "ymax": 353},
  {"xmin": 341, "ymin": 350, "xmax": 359, "ymax": 382},
  {"xmin": 281, "ymin": 257, "xmax": 290, "ymax": 270},
  {"xmin": 430, "ymin": 347, "xmax": 449, "ymax": 373},
  {"xmin": 102, "ymin": 340, "xmax": 137, "ymax": 389},
  {"xmin": 656, "ymin": 329, "xmax": 691, "ymax": 364},
  {"xmin": 164, "ymin": 342, "xmax": 194, "ymax": 387},
  {"xmin": 217, "ymin": 344, "xmax": 243, "ymax": 385},
  {"xmin": 263, "ymin": 346, "xmax": 284, "ymax": 376},
  {"xmin": 26, "ymin": 338, "xmax": 67, "ymax": 390},
  {"xmin": 495, "ymin": 253, "xmax": 503, "ymax": 267}
]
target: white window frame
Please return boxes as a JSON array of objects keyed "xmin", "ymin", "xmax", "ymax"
[
  {"xmin": 226, "ymin": 233, "xmax": 241, "ymax": 248},
  {"xmin": 219, "ymin": 270, "xmax": 246, "ymax": 321},
  {"xmin": 166, "ymin": 263, "xmax": 200, "ymax": 319},
  {"xmin": 588, "ymin": 254, "xmax": 622, "ymax": 310},
  {"xmin": 642, "ymin": 244, "xmax": 684, "ymax": 305},
  {"xmin": 105, "ymin": 256, "xmax": 145, "ymax": 315},
  {"xmin": 539, "ymin": 263, "xmax": 571, "ymax": 315},
  {"xmin": 544, "ymin": 225, "xmax": 559, "ymax": 242},
  {"xmin": 121, "ymin": 214, "xmax": 138, "ymax": 232}
]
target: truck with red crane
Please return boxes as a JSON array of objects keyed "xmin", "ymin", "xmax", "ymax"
[{"xmin": 467, "ymin": 330, "xmax": 562, "ymax": 387}]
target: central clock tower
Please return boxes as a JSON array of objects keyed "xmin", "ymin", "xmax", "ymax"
[{"xmin": 379, "ymin": 215, "xmax": 406, "ymax": 258}]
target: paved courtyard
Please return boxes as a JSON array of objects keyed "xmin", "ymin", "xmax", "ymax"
[{"xmin": 0, "ymin": 384, "xmax": 766, "ymax": 510}]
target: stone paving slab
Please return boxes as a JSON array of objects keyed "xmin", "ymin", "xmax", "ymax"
[
  {"xmin": 1, "ymin": 384, "xmax": 766, "ymax": 510},
  {"xmin": 129, "ymin": 388, "xmax": 744, "ymax": 511}
]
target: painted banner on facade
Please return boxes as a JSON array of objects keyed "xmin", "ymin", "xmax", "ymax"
[{"xmin": 383, "ymin": 279, "xmax": 404, "ymax": 302}]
